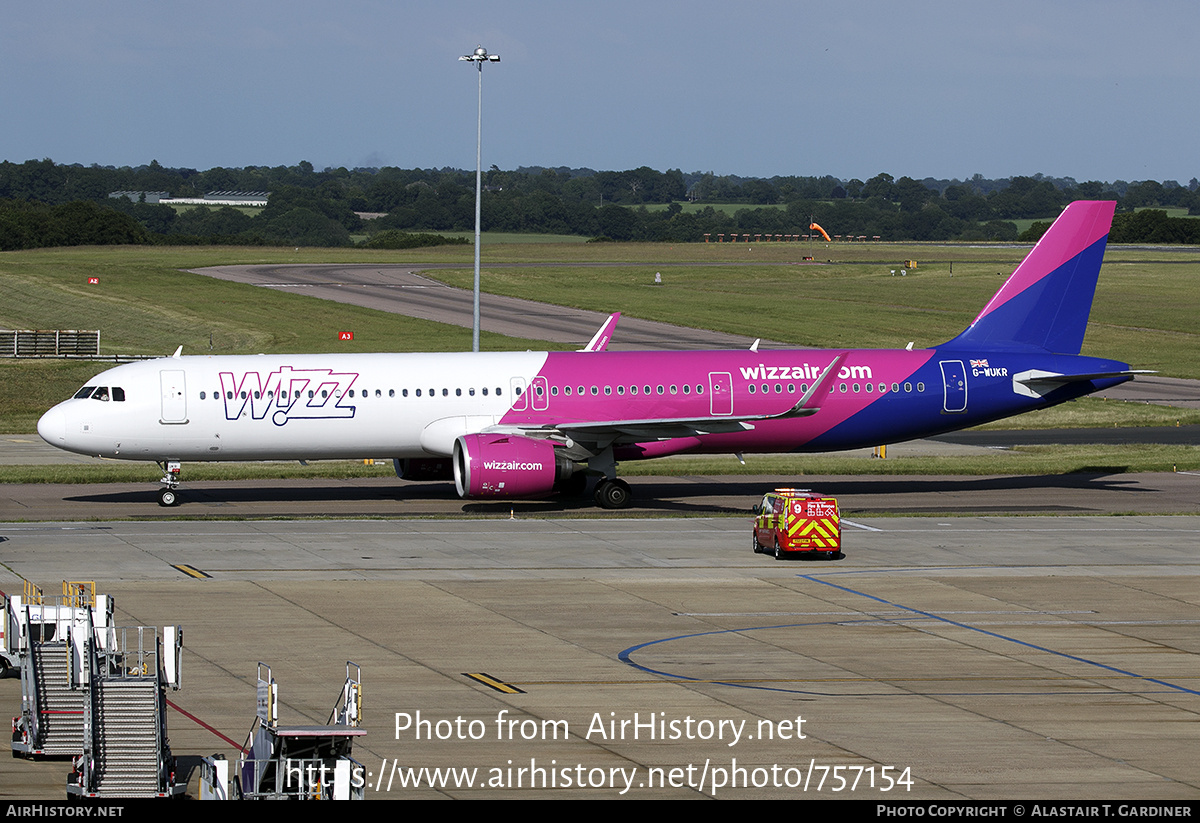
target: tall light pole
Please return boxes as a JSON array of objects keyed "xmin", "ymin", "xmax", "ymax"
[{"xmin": 460, "ymin": 45, "xmax": 499, "ymax": 353}]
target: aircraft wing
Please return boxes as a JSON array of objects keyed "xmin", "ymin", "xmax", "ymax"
[
  {"xmin": 491, "ymin": 402, "xmax": 817, "ymax": 449},
  {"xmin": 490, "ymin": 354, "xmax": 844, "ymax": 448}
]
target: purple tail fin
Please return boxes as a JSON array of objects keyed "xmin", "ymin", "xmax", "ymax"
[{"xmin": 944, "ymin": 200, "xmax": 1116, "ymax": 354}]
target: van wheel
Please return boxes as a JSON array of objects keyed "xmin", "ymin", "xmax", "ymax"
[
  {"xmin": 774, "ymin": 542, "xmax": 783, "ymax": 560},
  {"xmin": 752, "ymin": 534, "xmax": 762, "ymax": 553}
]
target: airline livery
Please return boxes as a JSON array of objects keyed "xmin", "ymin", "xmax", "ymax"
[{"xmin": 38, "ymin": 200, "xmax": 1139, "ymax": 509}]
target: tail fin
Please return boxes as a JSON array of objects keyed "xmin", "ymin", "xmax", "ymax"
[{"xmin": 943, "ymin": 200, "xmax": 1116, "ymax": 354}]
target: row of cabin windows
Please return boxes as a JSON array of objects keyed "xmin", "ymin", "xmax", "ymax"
[
  {"xmin": 713, "ymin": 381, "xmax": 927, "ymax": 395},
  {"xmin": 540, "ymin": 381, "xmax": 927, "ymax": 398},
  {"xmin": 83, "ymin": 380, "xmax": 928, "ymax": 405},
  {"xmin": 198, "ymin": 387, "xmax": 508, "ymax": 401},
  {"xmin": 73, "ymin": 386, "xmax": 126, "ymax": 402},
  {"xmin": 542, "ymin": 383, "xmax": 706, "ymax": 398}
]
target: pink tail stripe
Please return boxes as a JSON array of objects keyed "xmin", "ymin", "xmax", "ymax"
[{"xmin": 973, "ymin": 200, "xmax": 1115, "ymax": 324}]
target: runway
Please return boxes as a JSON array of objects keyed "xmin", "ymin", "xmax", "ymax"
[
  {"xmin": 3, "ymin": 516, "xmax": 1198, "ymax": 799},
  {"xmin": 191, "ymin": 264, "xmax": 772, "ymax": 350}
]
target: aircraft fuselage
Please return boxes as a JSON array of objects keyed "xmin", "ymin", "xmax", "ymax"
[{"xmin": 38, "ymin": 347, "xmax": 1129, "ymax": 463}]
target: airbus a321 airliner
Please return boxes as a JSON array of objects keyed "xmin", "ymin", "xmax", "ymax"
[{"xmin": 39, "ymin": 200, "xmax": 1139, "ymax": 509}]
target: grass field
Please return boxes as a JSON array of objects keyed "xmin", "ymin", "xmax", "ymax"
[{"xmin": 2, "ymin": 239, "xmax": 1197, "ymax": 447}]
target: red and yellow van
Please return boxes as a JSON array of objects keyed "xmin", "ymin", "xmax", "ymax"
[{"xmin": 752, "ymin": 489, "xmax": 842, "ymax": 560}]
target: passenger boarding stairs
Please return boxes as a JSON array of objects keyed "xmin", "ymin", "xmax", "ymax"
[
  {"xmin": 24, "ymin": 641, "xmax": 86, "ymax": 755},
  {"xmin": 202, "ymin": 662, "xmax": 365, "ymax": 800},
  {"xmin": 9, "ymin": 582, "xmax": 112, "ymax": 758},
  {"xmin": 67, "ymin": 624, "xmax": 184, "ymax": 799}
]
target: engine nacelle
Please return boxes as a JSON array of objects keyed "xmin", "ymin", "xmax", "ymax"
[
  {"xmin": 393, "ymin": 457, "xmax": 454, "ymax": 481},
  {"xmin": 453, "ymin": 433, "xmax": 575, "ymax": 500}
]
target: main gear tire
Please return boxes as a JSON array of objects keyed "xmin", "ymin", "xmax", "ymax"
[{"xmin": 594, "ymin": 479, "xmax": 632, "ymax": 509}]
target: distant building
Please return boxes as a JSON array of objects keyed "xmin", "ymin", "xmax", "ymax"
[
  {"xmin": 108, "ymin": 191, "xmax": 170, "ymax": 204},
  {"xmin": 158, "ymin": 191, "xmax": 271, "ymax": 207}
]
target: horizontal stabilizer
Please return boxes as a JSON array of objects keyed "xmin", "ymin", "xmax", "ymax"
[{"xmin": 1012, "ymin": 368, "xmax": 1153, "ymax": 399}]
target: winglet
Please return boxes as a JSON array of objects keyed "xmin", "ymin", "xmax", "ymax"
[
  {"xmin": 579, "ymin": 313, "xmax": 620, "ymax": 352},
  {"xmin": 775, "ymin": 353, "xmax": 845, "ymax": 418}
]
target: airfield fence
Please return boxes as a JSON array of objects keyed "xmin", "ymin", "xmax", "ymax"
[
  {"xmin": 1, "ymin": 329, "xmax": 100, "ymax": 358},
  {"xmin": 1, "ymin": 330, "xmax": 161, "ymax": 362}
]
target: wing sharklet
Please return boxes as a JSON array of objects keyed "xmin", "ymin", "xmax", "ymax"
[{"xmin": 578, "ymin": 313, "xmax": 620, "ymax": 352}]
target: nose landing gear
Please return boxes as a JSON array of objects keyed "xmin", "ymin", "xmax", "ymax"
[{"xmin": 157, "ymin": 461, "xmax": 182, "ymax": 507}]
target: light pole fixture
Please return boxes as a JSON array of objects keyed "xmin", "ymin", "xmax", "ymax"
[{"xmin": 460, "ymin": 45, "xmax": 499, "ymax": 353}]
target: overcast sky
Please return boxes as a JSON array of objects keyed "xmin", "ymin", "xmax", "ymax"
[{"xmin": 2, "ymin": 0, "xmax": 1196, "ymax": 183}]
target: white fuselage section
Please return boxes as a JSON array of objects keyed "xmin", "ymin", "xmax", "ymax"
[{"xmin": 38, "ymin": 353, "xmax": 548, "ymax": 461}]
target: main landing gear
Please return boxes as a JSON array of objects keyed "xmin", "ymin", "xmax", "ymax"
[
  {"xmin": 157, "ymin": 461, "xmax": 182, "ymax": 507},
  {"xmin": 589, "ymin": 447, "xmax": 632, "ymax": 510},
  {"xmin": 593, "ymin": 478, "xmax": 631, "ymax": 509}
]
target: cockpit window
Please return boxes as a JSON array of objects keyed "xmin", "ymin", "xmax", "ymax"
[{"xmin": 72, "ymin": 385, "xmax": 124, "ymax": 402}]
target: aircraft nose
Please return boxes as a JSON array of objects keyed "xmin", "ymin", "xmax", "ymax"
[{"xmin": 37, "ymin": 405, "xmax": 66, "ymax": 445}]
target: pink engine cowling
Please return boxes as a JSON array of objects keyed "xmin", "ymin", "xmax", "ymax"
[{"xmin": 453, "ymin": 433, "xmax": 575, "ymax": 499}]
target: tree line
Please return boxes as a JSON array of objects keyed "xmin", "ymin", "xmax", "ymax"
[{"xmin": 1, "ymin": 158, "xmax": 1199, "ymax": 251}]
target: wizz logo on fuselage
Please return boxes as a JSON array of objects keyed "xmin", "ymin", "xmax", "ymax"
[{"xmin": 219, "ymin": 367, "xmax": 359, "ymax": 426}]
